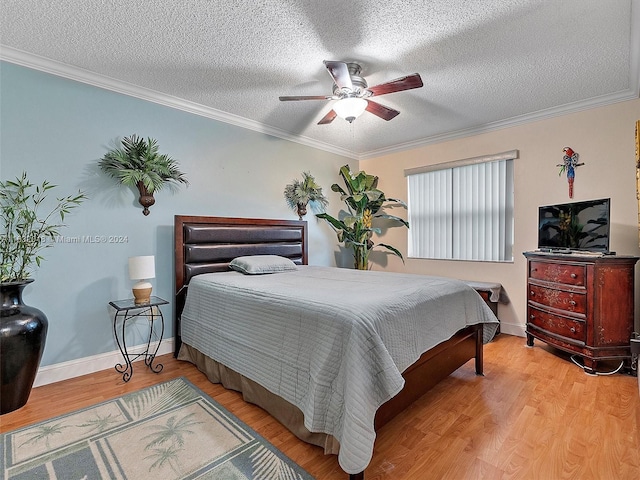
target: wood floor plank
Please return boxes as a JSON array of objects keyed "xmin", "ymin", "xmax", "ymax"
[{"xmin": 1, "ymin": 334, "xmax": 638, "ymax": 479}]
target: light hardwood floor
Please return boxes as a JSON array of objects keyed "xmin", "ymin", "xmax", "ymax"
[{"xmin": 1, "ymin": 334, "xmax": 639, "ymax": 479}]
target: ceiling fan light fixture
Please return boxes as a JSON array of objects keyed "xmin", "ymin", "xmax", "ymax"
[
  {"xmin": 333, "ymin": 97, "xmax": 368, "ymax": 123},
  {"xmin": 280, "ymin": 61, "xmax": 422, "ymax": 125}
]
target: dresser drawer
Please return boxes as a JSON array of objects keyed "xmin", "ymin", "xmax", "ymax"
[
  {"xmin": 528, "ymin": 284, "xmax": 586, "ymax": 314},
  {"xmin": 529, "ymin": 261, "xmax": 586, "ymax": 286},
  {"xmin": 527, "ymin": 306, "xmax": 586, "ymax": 343}
]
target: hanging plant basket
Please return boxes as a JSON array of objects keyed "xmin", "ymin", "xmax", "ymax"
[
  {"xmin": 98, "ymin": 135, "xmax": 188, "ymax": 215},
  {"xmin": 284, "ymin": 172, "xmax": 328, "ymax": 220}
]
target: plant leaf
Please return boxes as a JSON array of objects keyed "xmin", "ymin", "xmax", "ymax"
[{"xmin": 375, "ymin": 243, "xmax": 405, "ymax": 262}]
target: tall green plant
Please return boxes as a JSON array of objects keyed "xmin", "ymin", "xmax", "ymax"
[
  {"xmin": 316, "ymin": 165, "xmax": 409, "ymax": 269},
  {"xmin": 0, "ymin": 172, "xmax": 86, "ymax": 282}
]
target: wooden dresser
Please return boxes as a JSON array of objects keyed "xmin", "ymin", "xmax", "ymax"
[{"xmin": 524, "ymin": 251, "xmax": 638, "ymax": 374}]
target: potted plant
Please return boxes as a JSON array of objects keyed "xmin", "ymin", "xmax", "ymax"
[
  {"xmin": 284, "ymin": 171, "xmax": 329, "ymax": 220},
  {"xmin": 316, "ymin": 165, "xmax": 409, "ymax": 270},
  {"xmin": 1, "ymin": 172, "xmax": 86, "ymax": 414},
  {"xmin": 98, "ymin": 134, "xmax": 188, "ymax": 215}
]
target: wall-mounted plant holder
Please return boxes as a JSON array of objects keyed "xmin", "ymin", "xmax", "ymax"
[
  {"xmin": 284, "ymin": 171, "xmax": 328, "ymax": 220},
  {"xmin": 98, "ymin": 135, "xmax": 188, "ymax": 215},
  {"xmin": 136, "ymin": 182, "xmax": 155, "ymax": 216}
]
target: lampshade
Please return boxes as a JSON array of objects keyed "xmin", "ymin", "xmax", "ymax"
[
  {"xmin": 333, "ymin": 97, "xmax": 368, "ymax": 123},
  {"xmin": 129, "ymin": 256, "xmax": 155, "ymax": 280},
  {"xmin": 128, "ymin": 256, "xmax": 155, "ymax": 304}
]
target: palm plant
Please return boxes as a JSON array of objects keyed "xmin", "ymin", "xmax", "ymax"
[
  {"xmin": 283, "ymin": 171, "xmax": 328, "ymax": 220},
  {"xmin": 1, "ymin": 172, "xmax": 86, "ymax": 282},
  {"xmin": 316, "ymin": 165, "xmax": 408, "ymax": 270},
  {"xmin": 98, "ymin": 135, "xmax": 188, "ymax": 215}
]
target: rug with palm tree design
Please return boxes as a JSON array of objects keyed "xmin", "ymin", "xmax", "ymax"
[{"xmin": 0, "ymin": 377, "xmax": 315, "ymax": 479}]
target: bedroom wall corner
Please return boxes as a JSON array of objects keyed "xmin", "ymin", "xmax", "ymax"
[
  {"xmin": 360, "ymin": 97, "xmax": 640, "ymax": 338},
  {"xmin": 0, "ymin": 60, "xmax": 348, "ymax": 379}
]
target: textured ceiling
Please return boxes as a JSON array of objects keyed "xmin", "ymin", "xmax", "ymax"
[{"xmin": 1, "ymin": 0, "xmax": 638, "ymax": 159}]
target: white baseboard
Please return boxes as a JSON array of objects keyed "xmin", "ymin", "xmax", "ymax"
[
  {"xmin": 498, "ymin": 322, "xmax": 526, "ymax": 338},
  {"xmin": 33, "ymin": 338, "xmax": 175, "ymax": 387}
]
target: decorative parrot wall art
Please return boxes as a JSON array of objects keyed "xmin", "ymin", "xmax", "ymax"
[{"xmin": 557, "ymin": 147, "xmax": 584, "ymax": 198}]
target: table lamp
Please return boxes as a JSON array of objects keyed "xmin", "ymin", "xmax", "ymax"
[{"xmin": 128, "ymin": 255, "xmax": 155, "ymax": 304}]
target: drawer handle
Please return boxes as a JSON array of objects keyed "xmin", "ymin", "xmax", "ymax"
[
  {"xmin": 570, "ymin": 327, "xmax": 576, "ymax": 333},
  {"xmin": 570, "ymin": 273, "xmax": 578, "ymax": 279},
  {"xmin": 530, "ymin": 315, "xmax": 535, "ymax": 320},
  {"xmin": 530, "ymin": 291, "xmax": 535, "ymax": 296},
  {"xmin": 570, "ymin": 300, "xmax": 576, "ymax": 306}
]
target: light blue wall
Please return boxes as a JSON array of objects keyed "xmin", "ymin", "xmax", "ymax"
[{"xmin": 0, "ymin": 61, "xmax": 349, "ymax": 367}]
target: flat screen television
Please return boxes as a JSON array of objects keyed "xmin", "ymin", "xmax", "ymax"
[{"xmin": 537, "ymin": 198, "xmax": 611, "ymax": 253}]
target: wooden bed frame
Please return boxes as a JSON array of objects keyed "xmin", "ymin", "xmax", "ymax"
[{"xmin": 174, "ymin": 215, "xmax": 484, "ymax": 480}]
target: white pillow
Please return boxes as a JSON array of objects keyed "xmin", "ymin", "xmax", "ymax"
[{"xmin": 229, "ymin": 255, "xmax": 298, "ymax": 274}]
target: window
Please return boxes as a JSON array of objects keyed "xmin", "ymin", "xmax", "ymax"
[{"xmin": 406, "ymin": 150, "xmax": 517, "ymax": 262}]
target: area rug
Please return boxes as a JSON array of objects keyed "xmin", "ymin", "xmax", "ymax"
[{"xmin": 0, "ymin": 377, "xmax": 315, "ymax": 480}]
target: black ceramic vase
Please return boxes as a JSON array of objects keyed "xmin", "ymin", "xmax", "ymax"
[{"xmin": 1, "ymin": 280, "xmax": 48, "ymax": 414}]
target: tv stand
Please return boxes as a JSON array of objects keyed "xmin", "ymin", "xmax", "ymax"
[{"xmin": 524, "ymin": 251, "xmax": 638, "ymax": 374}]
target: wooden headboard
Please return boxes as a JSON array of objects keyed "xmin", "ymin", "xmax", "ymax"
[{"xmin": 173, "ymin": 215, "xmax": 308, "ymax": 355}]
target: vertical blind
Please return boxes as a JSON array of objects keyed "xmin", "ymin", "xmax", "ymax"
[{"xmin": 406, "ymin": 150, "xmax": 516, "ymax": 262}]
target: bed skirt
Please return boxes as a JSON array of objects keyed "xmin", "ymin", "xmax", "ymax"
[{"xmin": 178, "ymin": 342, "xmax": 341, "ymax": 455}]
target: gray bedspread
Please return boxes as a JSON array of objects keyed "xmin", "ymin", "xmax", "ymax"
[{"xmin": 180, "ymin": 266, "xmax": 499, "ymax": 474}]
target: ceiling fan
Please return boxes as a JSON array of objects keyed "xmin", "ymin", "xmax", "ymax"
[{"xmin": 279, "ymin": 60, "xmax": 423, "ymax": 124}]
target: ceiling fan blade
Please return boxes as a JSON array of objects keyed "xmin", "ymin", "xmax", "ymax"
[
  {"xmin": 279, "ymin": 95, "xmax": 332, "ymax": 101},
  {"xmin": 367, "ymin": 73, "xmax": 423, "ymax": 96},
  {"xmin": 323, "ymin": 60, "xmax": 353, "ymax": 90},
  {"xmin": 365, "ymin": 100, "xmax": 400, "ymax": 121},
  {"xmin": 317, "ymin": 109, "xmax": 338, "ymax": 125}
]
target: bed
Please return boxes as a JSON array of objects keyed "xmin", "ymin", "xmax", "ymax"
[{"xmin": 174, "ymin": 215, "xmax": 499, "ymax": 479}]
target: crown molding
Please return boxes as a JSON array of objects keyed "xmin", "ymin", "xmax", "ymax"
[
  {"xmin": 0, "ymin": 46, "xmax": 356, "ymax": 159},
  {"xmin": 359, "ymin": 89, "xmax": 640, "ymax": 159},
  {"xmin": 2, "ymin": 43, "xmax": 637, "ymax": 162}
]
